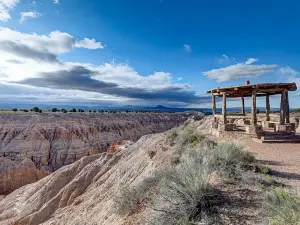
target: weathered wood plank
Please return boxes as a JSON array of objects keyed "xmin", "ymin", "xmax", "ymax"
[
  {"xmin": 212, "ymin": 95, "xmax": 216, "ymax": 115},
  {"xmin": 251, "ymin": 89, "xmax": 257, "ymax": 125},
  {"xmin": 222, "ymin": 93, "xmax": 227, "ymax": 124},
  {"xmin": 241, "ymin": 97, "xmax": 245, "ymax": 116},
  {"xmin": 266, "ymin": 94, "xmax": 270, "ymax": 121},
  {"xmin": 286, "ymin": 91, "xmax": 290, "ymax": 124},
  {"xmin": 280, "ymin": 89, "xmax": 288, "ymax": 125}
]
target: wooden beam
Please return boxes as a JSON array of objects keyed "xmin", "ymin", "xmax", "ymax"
[
  {"xmin": 212, "ymin": 95, "xmax": 216, "ymax": 115},
  {"xmin": 266, "ymin": 94, "xmax": 270, "ymax": 121},
  {"xmin": 286, "ymin": 91, "xmax": 290, "ymax": 124},
  {"xmin": 251, "ymin": 89, "xmax": 257, "ymax": 125},
  {"xmin": 241, "ymin": 96, "xmax": 245, "ymax": 116},
  {"xmin": 222, "ymin": 92, "xmax": 227, "ymax": 124},
  {"xmin": 280, "ymin": 89, "xmax": 288, "ymax": 125},
  {"xmin": 207, "ymin": 82, "xmax": 297, "ymax": 94}
]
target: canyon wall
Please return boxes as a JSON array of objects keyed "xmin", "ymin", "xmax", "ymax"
[{"xmin": 0, "ymin": 112, "xmax": 202, "ymax": 194}]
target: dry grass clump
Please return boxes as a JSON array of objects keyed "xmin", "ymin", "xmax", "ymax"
[
  {"xmin": 213, "ymin": 141, "xmax": 255, "ymax": 181},
  {"xmin": 115, "ymin": 124, "xmax": 258, "ymax": 224},
  {"xmin": 263, "ymin": 188, "xmax": 300, "ymax": 225},
  {"xmin": 151, "ymin": 149, "xmax": 219, "ymax": 224},
  {"xmin": 113, "ymin": 186, "xmax": 143, "ymax": 215}
]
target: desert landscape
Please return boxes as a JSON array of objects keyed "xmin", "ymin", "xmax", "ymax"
[
  {"xmin": 0, "ymin": 111, "xmax": 299, "ymax": 225},
  {"xmin": 0, "ymin": 111, "xmax": 201, "ymax": 195},
  {"xmin": 1, "ymin": 1, "xmax": 300, "ymax": 224}
]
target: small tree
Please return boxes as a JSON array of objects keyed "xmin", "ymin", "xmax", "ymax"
[
  {"xmin": 52, "ymin": 108, "xmax": 58, "ymax": 112},
  {"xmin": 12, "ymin": 108, "xmax": 18, "ymax": 112},
  {"xmin": 71, "ymin": 108, "xmax": 77, "ymax": 113},
  {"xmin": 39, "ymin": 109, "xmax": 43, "ymax": 113},
  {"xmin": 32, "ymin": 107, "xmax": 40, "ymax": 112},
  {"xmin": 294, "ymin": 108, "xmax": 300, "ymax": 114},
  {"xmin": 89, "ymin": 110, "xmax": 92, "ymax": 113}
]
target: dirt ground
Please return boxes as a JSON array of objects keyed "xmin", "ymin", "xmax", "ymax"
[{"xmin": 241, "ymin": 138, "xmax": 300, "ymax": 193}]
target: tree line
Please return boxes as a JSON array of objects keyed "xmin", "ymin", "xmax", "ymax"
[{"xmin": 6, "ymin": 107, "xmax": 174, "ymax": 114}]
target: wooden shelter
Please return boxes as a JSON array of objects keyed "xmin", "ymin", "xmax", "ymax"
[{"xmin": 207, "ymin": 81, "xmax": 297, "ymax": 136}]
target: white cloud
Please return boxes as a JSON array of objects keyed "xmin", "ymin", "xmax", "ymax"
[
  {"xmin": 279, "ymin": 66, "xmax": 299, "ymax": 76},
  {"xmin": 0, "ymin": 27, "xmax": 104, "ymax": 58},
  {"xmin": 217, "ymin": 54, "xmax": 237, "ymax": 64},
  {"xmin": 245, "ymin": 58, "xmax": 258, "ymax": 65},
  {"xmin": 183, "ymin": 44, "xmax": 191, "ymax": 53},
  {"xmin": 20, "ymin": 11, "xmax": 41, "ymax": 23},
  {"xmin": 203, "ymin": 58, "xmax": 277, "ymax": 82},
  {"xmin": 280, "ymin": 66, "xmax": 300, "ymax": 88},
  {"xmin": 0, "ymin": 0, "xmax": 19, "ymax": 21},
  {"xmin": 75, "ymin": 38, "xmax": 104, "ymax": 49},
  {"xmin": 177, "ymin": 77, "xmax": 183, "ymax": 81},
  {"xmin": 54, "ymin": 0, "xmax": 59, "ymax": 4},
  {"xmin": 0, "ymin": 27, "xmax": 203, "ymax": 106}
]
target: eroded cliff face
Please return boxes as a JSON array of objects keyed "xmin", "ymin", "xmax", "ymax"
[
  {"xmin": 0, "ymin": 112, "xmax": 202, "ymax": 194},
  {"xmin": 0, "ymin": 128, "xmax": 172, "ymax": 225}
]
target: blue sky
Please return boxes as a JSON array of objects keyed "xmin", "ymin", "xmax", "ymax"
[{"xmin": 0, "ymin": 0, "xmax": 300, "ymax": 108}]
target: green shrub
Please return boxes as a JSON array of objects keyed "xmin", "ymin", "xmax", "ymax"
[
  {"xmin": 264, "ymin": 188, "xmax": 300, "ymax": 225},
  {"xmin": 31, "ymin": 107, "xmax": 39, "ymax": 112},
  {"xmin": 165, "ymin": 128, "xmax": 178, "ymax": 146},
  {"xmin": 12, "ymin": 108, "xmax": 18, "ymax": 112},
  {"xmin": 152, "ymin": 149, "xmax": 217, "ymax": 224},
  {"xmin": 113, "ymin": 186, "xmax": 143, "ymax": 215},
  {"xmin": 256, "ymin": 165, "xmax": 271, "ymax": 175},
  {"xmin": 294, "ymin": 108, "xmax": 300, "ymax": 114},
  {"xmin": 214, "ymin": 141, "xmax": 254, "ymax": 181}
]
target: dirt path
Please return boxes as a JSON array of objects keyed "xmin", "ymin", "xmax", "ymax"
[{"xmin": 240, "ymin": 139, "xmax": 300, "ymax": 193}]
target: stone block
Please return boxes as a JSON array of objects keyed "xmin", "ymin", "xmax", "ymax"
[
  {"xmin": 212, "ymin": 121, "xmax": 219, "ymax": 129},
  {"xmin": 218, "ymin": 123, "xmax": 234, "ymax": 131},
  {"xmin": 275, "ymin": 124, "xmax": 296, "ymax": 133},
  {"xmin": 262, "ymin": 121, "xmax": 277, "ymax": 128},
  {"xmin": 246, "ymin": 125, "xmax": 263, "ymax": 134},
  {"xmin": 244, "ymin": 120, "xmax": 251, "ymax": 125}
]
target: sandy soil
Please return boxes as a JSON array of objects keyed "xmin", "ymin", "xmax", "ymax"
[{"xmin": 241, "ymin": 139, "xmax": 300, "ymax": 193}]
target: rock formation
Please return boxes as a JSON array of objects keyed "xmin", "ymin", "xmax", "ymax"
[
  {"xmin": 0, "ymin": 131, "xmax": 172, "ymax": 225},
  {"xmin": 0, "ymin": 112, "xmax": 203, "ymax": 194}
]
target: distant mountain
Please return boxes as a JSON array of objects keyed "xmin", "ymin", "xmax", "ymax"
[{"xmin": 155, "ymin": 105, "xmax": 169, "ymax": 109}]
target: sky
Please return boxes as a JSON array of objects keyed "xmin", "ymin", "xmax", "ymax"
[{"xmin": 0, "ymin": 0, "xmax": 300, "ymax": 109}]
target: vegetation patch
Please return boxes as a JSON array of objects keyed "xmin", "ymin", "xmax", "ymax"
[{"xmin": 264, "ymin": 188, "xmax": 300, "ymax": 225}]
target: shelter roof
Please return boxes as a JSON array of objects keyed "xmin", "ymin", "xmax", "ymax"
[{"xmin": 207, "ymin": 82, "xmax": 297, "ymax": 98}]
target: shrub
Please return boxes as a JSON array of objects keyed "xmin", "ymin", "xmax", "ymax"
[
  {"xmin": 214, "ymin": 141, "xmax": 254, "ymax": 181},
  {"xmin": 256, "ymin": 165, "xmax": 271, "ymax": 175},
  {"xmin": 32, "ymin": 107, "xmax": 39, "ymax": 112},
  {"xmin": 12, "ymin": 108, "xmax": 18, "ymax": 112},
  {"xmin": 165, "ymin": 128, "xmax": 178, "ymax": 146},
  {"xmin": 113, "ymin": 186, "xmax": 144, "ymax": 215},
  {"xmin": 178, "ymin": 129, "xmax": 205, "ymax": 148},
  {"xmin": 152, "ymin": 149, "xmax": 218, "ymax": 224},
  {"xmin": 39, "ymin": 109, "xmax": 43, "ymax": 113},
  {"xmin": 294, "ymin": 108, "xmax": 300, "ymax": 114},
  {"xmin": 51, "ymin": 108, "xmax": 58, "ymax": 112},
  {"xmin": 264, "ymin": 188, "xmax": 300, "ymax": 225},
  {"xmin": 147, "ymin": 149, "xmax": 156, "ymax": 159}
]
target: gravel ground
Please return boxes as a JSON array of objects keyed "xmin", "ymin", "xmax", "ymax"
[{"xmin": 241, "ymin": 138, "xmax": 300, "ymax": 193}]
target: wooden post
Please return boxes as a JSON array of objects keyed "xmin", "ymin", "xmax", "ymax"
[
  {"xmin": 241, "ymin": 96, "xmax": 245, "ymax": 116},
  {"xmin": 266, "ymin": 94, "xmax": 270, "ymax": 121},
  {"xmin": 280, "ymin": 89, "xmax": 287, "ymax": 125},
  {"xmin": 222, "ymin": 93, "xmax": 227, "ymax": 124},
  {"xmin": 286, "ymin": 91, "xmax": 290, "ymax": 124},
  {"xmin": 212, "ymin": 95, "xmax": 216, "ymax": 116},
  {"xmin": 251, "ymin": 89, "xmax": 257, "ymax": 125}
]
